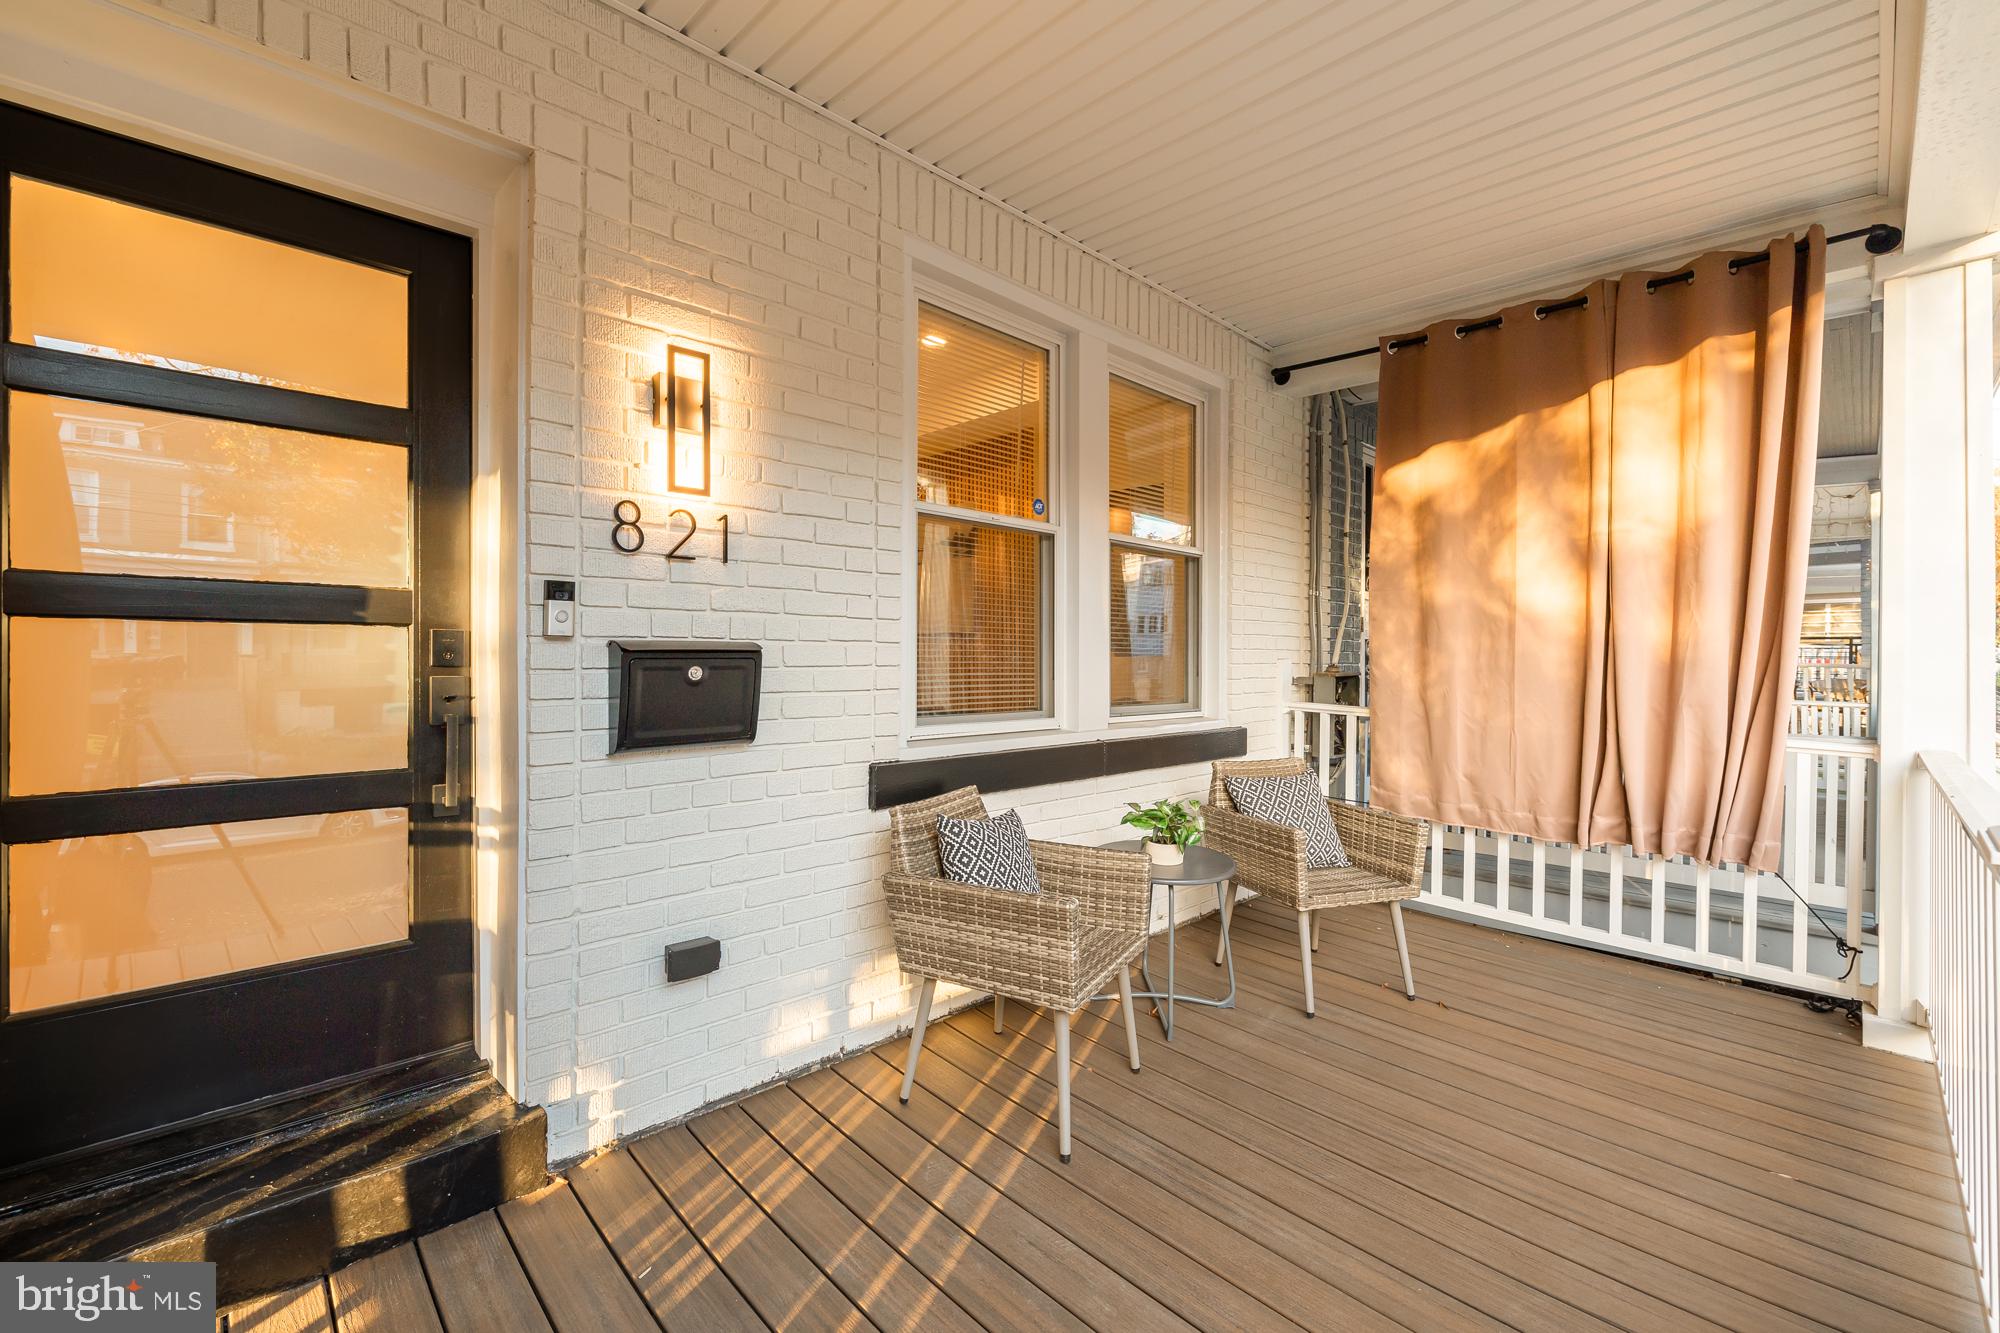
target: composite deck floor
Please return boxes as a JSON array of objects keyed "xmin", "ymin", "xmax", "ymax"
[{"xmin": 219, "ymin": 898, "xmax": 1982, "ymax": 1331}]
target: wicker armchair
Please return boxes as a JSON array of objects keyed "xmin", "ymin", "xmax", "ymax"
[
  {"xmin": 883, "ymin": 786, "xmax": 1152, "ymax": 1163},
  {"xmin": 1203, "ymin": 757, "xmax": 1427, "ymax": 1017}
]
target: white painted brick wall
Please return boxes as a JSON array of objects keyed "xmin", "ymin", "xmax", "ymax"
[{"xmin": 130, "ymin": 0, "xmax": 1310, "ymax": 1162}]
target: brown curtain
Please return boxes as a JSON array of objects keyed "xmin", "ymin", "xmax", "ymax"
[
  {"xmin": 1370, "ymin": 281, "xmax": 1614, "ymax": 845},
  {"xmin": 1370, "ymin": 229, "xmax": 1825, "ymax": 871}
]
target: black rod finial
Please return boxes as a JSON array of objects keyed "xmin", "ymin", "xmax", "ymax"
[
  {"xmin": 1864, "ymin": 223, "xmax": 1903, "ymax": 256},
  {"xmin": 1271, "ymin": 367, "xmax": 1291, "ymax": 386}
]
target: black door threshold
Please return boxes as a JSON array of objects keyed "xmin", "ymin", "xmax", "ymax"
[{"xmin": 0, "ymin": 1053, "xmax": 547, "ymax": 1304}]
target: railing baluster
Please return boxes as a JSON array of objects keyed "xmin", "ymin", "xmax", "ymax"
[
  {"xmin": 1649, "ymin": 856, "xmax": 1667, "ymax": 949},
  {"xmin": 1341, "ymin": 715, "xmax": 1359, "ymax": 803},
  {"xmin": 1695, "ymin": 861, "xmax": 1713, "ymax": 957},
  {"xmin": 1316, "ymin": 712, "xmax": 1332, "ymax": 796},
  {"xmin": 1790, "ymin": 747, "xmax": 1814, "ymax": 975},
  {"xmin": 1461, "ymin": 827, "xmax": 1476, "ymax": 905},
  {"xmin": 1495, "ymin": 832, "xmax": 1512, "ymax": 914},
  {"xmin": 1530, "ymin": 839, "xmax": 1546, "ymax": 922},
  {"xmin": 1610, "ymin": 846, "xmax": 1625, "ymax": 938},
  {"xmin": 1844, "ymin": 755, "xmax": 1866, "ymax": 955},
  {"xmin": 1567, "ymin": 845, "xmax": 1583, "ymax": 927}
]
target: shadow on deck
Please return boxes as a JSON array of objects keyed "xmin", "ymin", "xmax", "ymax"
[{"xmin": 218, "ymin": 899, "xmax": 1981, "ymax": 1331}]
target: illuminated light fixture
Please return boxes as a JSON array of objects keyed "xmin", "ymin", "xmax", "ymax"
[
  {"xmin": 920, "ymin": 333, "xmax": 948, "ymax": 347},
  {"xmin": 653, "ymin": 345, "xmax": 711, "ymax": 496}
]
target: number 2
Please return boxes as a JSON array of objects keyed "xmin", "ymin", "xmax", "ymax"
[{"xmin": 664, "ymin": 508, "xmax": 696, "ymax": 562}]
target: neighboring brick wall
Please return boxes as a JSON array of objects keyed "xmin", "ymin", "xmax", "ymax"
[{"xmin": 129, "ymin": 0, "xmax": 1309, "ymax": 1161}]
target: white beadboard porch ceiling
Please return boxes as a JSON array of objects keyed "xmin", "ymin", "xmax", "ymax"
[{"xmin": 632, "ymin": 0, "xmax": 1903, "ymax": 358}]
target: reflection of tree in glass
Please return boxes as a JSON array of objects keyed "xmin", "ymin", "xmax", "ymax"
[{"xmin": 171, "ymin": 415, "xmax": 406, "ymax": 583}]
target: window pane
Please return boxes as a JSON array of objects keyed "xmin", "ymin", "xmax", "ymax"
[
  {"xmin": 916, "ymin": 303, "xmax": 1049, "ymax": 521},
  {"xmin": 1111, "ymin": 547, "xmax": 1194, "ymax": 710},
  {"xmin": 6, "ymin": 392, "xmax": 410, "ymax": 586},
  {"xmin": 916, "ymin": 515, "xmax": 1048, "ymax": 718},
  {"xmin": 1109, "ymin": 376, "xmax": 1196, "ymax": 545},
  {"xmin": 10, "ymin": 176, "xmax": 409, "ymax": 406},
  {"xmin": 8, "ymin": 619, "xmax": 409, "ymax": 796},
  {"xmin": 7, "ymin": 809, "xmax": 409, "ymax": 1013}
]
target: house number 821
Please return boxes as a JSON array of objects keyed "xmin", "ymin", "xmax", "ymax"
[{"xmin": 611, "ymin": 500, "xmax": 730, "ymax": 564}]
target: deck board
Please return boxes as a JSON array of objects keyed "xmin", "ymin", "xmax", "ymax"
[
  {"xmin": 415, "ymin": 1213, "xmax": 550, "ymax": 1333},
  {"xmin": 497, "ymin": 1182, "xmax": 656, "ymax": 1333},
  {"xmin": 567, "ymin": 1140, "xmax": 763, "ymax": 1332},
  {"xmin": 246, "ymin": 902, "xmax": 1982, "ymax": 1332},
  {"xmin": 220, "ymin": 1278, "xmax": 331, "ymax": 1333}
]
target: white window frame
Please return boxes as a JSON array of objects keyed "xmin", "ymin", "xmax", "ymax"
[
  {"xmin": 900, "ymin": 238, "xmax": 1229, "ymax": 754},
  {"xmin": 909, "ymin": 290, "xmax": 1067, "ymax": 733},
  {"xmin": 67, "ymin": 466, "xmax": 101, "ymax": 543},
  {"xmin": 1106, "ymin": 362, "xmax": 1206, "ymax": 719},
  {"xmin": 179, "ymin": 481, "xmax": 236, "ymax": 552}
]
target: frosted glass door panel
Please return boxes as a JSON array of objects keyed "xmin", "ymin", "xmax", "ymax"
[
  {"xmin": 6, "ymin": 392, "xmax": 410, "ymax": 586},
  {"xmin": 6, "ymin": 809, "xmax": 410, "ymax": 1013},
  {"xmin": 8, "ymin": 619, "xmax": 410, "ymax": 796},
  {"xmin": 9, "ymin": 177, "xmax": 408, "ymax": 406}
]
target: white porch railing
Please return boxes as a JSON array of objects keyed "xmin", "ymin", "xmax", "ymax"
[
  {"xmin": 1913, "ymin": 750, "xmax": 2000, "ymax": 1324},
  {"xmin": 1790, "ymin": 698, "xmax": 1870, "ymax": 738},
  {"xmin": 1282, "ymin": 699, "xmax": 1877, "ymax": 1004}
]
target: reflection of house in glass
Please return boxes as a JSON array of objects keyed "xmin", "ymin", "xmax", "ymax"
[
  {"xmin": 10, "ymin": 394, "xmax": 413, "ymax": 796},
  {"xmin": 1113, "ymin": 548, "xmax": 1170, "ymax": 660}
]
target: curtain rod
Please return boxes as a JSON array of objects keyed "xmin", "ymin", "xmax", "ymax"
[{"xmin": 1268, "ymin": 222, "xmax": 1904, "ymax": 385}]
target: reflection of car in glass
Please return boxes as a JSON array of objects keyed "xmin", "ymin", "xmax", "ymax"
[{"xmin": 131, "ymin": 776, "xmax": 403, "ymax": 855}]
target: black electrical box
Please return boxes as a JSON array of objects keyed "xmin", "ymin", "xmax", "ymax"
[
  {"xmin": 665, "ymin": 936, "xmax": 721, "ymax": 983},
  {"xmin": 611, "ymin": 641, "xmax": 761, "ymax": 752}
]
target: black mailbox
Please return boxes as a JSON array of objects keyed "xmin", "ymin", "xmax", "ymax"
[{"xmin": 611, "ymin": 641, "xmax": 762, "ymax": 752}]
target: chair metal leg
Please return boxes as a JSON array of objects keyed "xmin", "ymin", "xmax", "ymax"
[
  {"xmin": 992, "ymin": 993, "xmax": 1004, "ymax": 1033},
  {"xmin": 1297, "ymin": 911, "xmax": 1316, "ymax": 1017},
  {"xmin": 900, "ymin": 976, "xmax": 936, "ymax": 1105},
  {"xmin": 1117, "ymin": 965, "xmax": 1141, "ymax": 1072},
  {"xmin": 1311, "ymin": 909, "xmax": 1322, "ymax": 952},
  {"xmin": 1055, "ymin": 1010, "xmax": 1073, "ymax": 1162},
  {"xmin": 1390, "ymin": 901, "xmax": 1416, "ymax": 1000},
  {"xmin": 1214, "ymin": 880, "xmax": 1235, "ymax": 966}
]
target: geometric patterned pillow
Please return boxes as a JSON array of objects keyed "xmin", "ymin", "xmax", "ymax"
[
  {"xmin": 936, "ymin": 809, "xmax": 1042, "ymax": 894},
  {"xmin": 1223, "ymin": 771, "xmax": 1351, "ymax": 869}
]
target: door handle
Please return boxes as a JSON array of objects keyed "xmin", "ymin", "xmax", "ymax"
[{"xmin": 429, "ymin": 674, "xmax": 472, "ymax": 815}]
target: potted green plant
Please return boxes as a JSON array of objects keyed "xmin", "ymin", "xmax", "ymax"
[{"xmin": 1122, "ymin": 797, "xmax": 1203, "ymax": 868}]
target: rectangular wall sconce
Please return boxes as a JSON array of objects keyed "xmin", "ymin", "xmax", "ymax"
[{"xmin": 653, "ymin": 345, "xmax": 711, "ymax": 496}]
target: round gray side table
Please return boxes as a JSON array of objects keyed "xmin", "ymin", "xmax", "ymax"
[{"xmin": 1099, "ymin": 840, "xmax": 1238, "ymax": 1039}]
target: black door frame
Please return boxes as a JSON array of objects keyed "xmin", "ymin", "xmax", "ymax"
[{"xmin": 0, "ymin": 102, "xmax": 475, "ymax": 1175}]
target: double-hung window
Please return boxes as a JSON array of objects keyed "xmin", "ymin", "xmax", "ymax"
[
  {"xmin": 912, "ymin": 301, "xmax": 1055, "ymax": 723},
  {"xmin": 908, "ymin": 251, "xmax": 1224, "ymax": 746},
  {"xmin": 1109, "ymin": 375, "xmax": 1199, "ymax": 713}
]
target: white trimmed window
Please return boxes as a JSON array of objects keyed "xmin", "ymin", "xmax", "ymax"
[
  {"xmin": 913, "ymin": 301, "xmax": 1056, "ymax": 723},
  {"xmin": 905, "ymin": 248, "xmax": 1227, "ymax": 748},
  {"xmin": 1109, "ymin": 374, "xmax": 1200, "ymax": 714}
]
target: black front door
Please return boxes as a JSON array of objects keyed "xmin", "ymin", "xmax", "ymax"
[{"xmin": 0, "ymin": 104, "xmax": 475, "ymax": 1173}]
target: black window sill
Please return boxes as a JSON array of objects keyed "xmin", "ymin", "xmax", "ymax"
[{"xmin": 868, "ymin": 725, "xmax": 1247, "ymax": 810}]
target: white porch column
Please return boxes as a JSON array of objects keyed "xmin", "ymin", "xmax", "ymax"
[{"xmin": 1873, "ymin": 253, "xmax": 1995, "ymax": 1051}]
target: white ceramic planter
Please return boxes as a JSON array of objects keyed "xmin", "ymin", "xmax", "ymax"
[{"xmin": 1146, "ymin": 840, "xmax": 1184, "ymax": 868}]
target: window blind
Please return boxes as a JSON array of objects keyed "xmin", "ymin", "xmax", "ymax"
[{"xmin": 915, "ymin": 303, "xmax": 1053, "ymax": 721}]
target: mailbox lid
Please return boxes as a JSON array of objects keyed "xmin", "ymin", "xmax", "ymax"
[{"xmin": 611, "ymin": 641, "xmax": 761, "ymax": 751}]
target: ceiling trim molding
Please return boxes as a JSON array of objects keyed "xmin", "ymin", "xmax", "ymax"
[{"xmin": 609, "ymin": 0, "xmax": 1271, "ymax": 353}]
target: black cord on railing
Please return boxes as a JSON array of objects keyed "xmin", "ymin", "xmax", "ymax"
[{"xmin": 1765, "ymin": 868, "xmax": 1862, "ymax": 986}]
